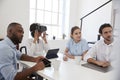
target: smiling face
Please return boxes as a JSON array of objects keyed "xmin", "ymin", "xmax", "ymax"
[{"xmin": 71, "ymin": 26, "xmax": 81, "ymax": 43}]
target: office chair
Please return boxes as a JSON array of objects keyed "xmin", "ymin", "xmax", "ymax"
[
  {"xmin": 20, "ymin": 46, "xmax": 27, "ymax": 54},
  {"xmin": 97, "ymin": 34, "xmax": 101, "ymax": 40}
]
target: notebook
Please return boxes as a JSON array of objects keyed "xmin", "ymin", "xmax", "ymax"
[{"xmin": 46, "ymin": 48, "xmax": 59, "ymax": 59}]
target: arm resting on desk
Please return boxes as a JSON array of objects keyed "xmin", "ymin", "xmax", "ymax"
[
  {"xmin": 87, "ymin": 58, "xmax": 110, "ymax": 67},
  {"xmin": 14, "ymin": 61, "xmax": 44, "ymax": 80},
  {"xmin": 14, "ymin": 54, "xmax": 45, "ymax": 80},
  {"xmin": 20, "ymin": 54, "xmax": 44, "ymax": 62},
  {"xmin": 64, "ymin": 48, "xmax": 75, "ymax": 59}
]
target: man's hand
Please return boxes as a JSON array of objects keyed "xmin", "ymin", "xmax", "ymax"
[
  {"xmin": 96, "ymin": 61, "xmax": 110, "ymax": 67},
  {"xmin": 32, "ymin": 61, "xmax": 45, "ymax": 71},
  {"xmin": 35, "ymin": 56, "xmax": 45, "ymax": 63}
]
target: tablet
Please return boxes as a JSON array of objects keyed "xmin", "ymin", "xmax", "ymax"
[
  {"xmin": 46, "ymin": 48, "xmax": 59, "ymax": 59},
  {"xmin": 42, "ymin": 58, "xmax": 51, "ymax": 67}
]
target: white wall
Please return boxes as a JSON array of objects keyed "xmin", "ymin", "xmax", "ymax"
[
  {"xmin": 69, "ymin": 0, "xmax": 112, "ymax": 42},
  {"xmin": 48, "ymin": 40, "xmax": 68, "ymax": 53},
  {"xmin": 0, "ymin": 0, "xmax": 112, "ymax": 49},
  {"xmin": 0, "ymin": 0, "xmax": 29, "ymax": 45},
  {"xmin": 69, "ymin": 0, "xmax": 81, "ymax": 27}
]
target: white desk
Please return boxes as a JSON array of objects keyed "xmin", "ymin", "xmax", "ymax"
[{"xmin": 20, "ymin": 54, "xmax": 113, "ymax": 80}]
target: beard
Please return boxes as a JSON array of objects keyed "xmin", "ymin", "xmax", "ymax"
[
  {"xmin": 105, "ymin": 36, "xmax": 113, "ymax": 42},
  {"xmin": 10, "ymin": 33, "xmax": 23, "ymax": 45}
]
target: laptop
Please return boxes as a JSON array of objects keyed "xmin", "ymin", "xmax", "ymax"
[
  {"xmin": 81, "ymin": 63, "xmax": 112, "ymax": 73},
  {"xmin": 46, "ymin": 48, "xmax": 59, "ymax": 59}
]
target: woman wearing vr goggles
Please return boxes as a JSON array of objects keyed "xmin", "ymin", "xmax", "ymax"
[{"xmin": 26, "ymin": 23, "xmax": 50, "ymax": 56}]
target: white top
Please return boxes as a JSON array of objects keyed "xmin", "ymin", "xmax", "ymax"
[
  {"xmin": 26, "ymin": 38, "xmax": 50, "ymax": 56},
  {"xmin": 84, "ymin": 39, "xmax": 114, "ymax": 62}
]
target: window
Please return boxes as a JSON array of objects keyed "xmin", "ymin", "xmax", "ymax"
[{"xmin": 30, "ymin": 0, "xmax": 70, "ymax": 39}]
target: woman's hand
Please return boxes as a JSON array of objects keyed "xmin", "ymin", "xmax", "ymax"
[
  {"xmin": 65, "ymin": 52, "xmax": 75, "ymax": 59},
  {"xmin": 64, "ymin": 48, "xmax": 75, "ymax": 59},
  {"xmin": 63, "ymin": 56, "xmax": 68, "ymax": 61},
  {"xmin": 41, "ymin": 32, "xmax": 47, "ymax": 43}
]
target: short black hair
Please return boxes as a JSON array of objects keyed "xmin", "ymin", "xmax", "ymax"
[
  {"xmin": 99, "ymin": 23, "xmax": 112, "ymax": 34},
  {"xmin": 30, "ymin": 23, "xmax": 40, "ymax": 38},
  {"xmin": 7, "ymin": 22, "xmax": 21, "ymax": 32},
  {"xmin": 30, "ymin": 23, "xmax": 40, "ymax": 32},
  {"xmin": 31, "ymin": 31, "xmax": 35, "ymax": 38}
]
